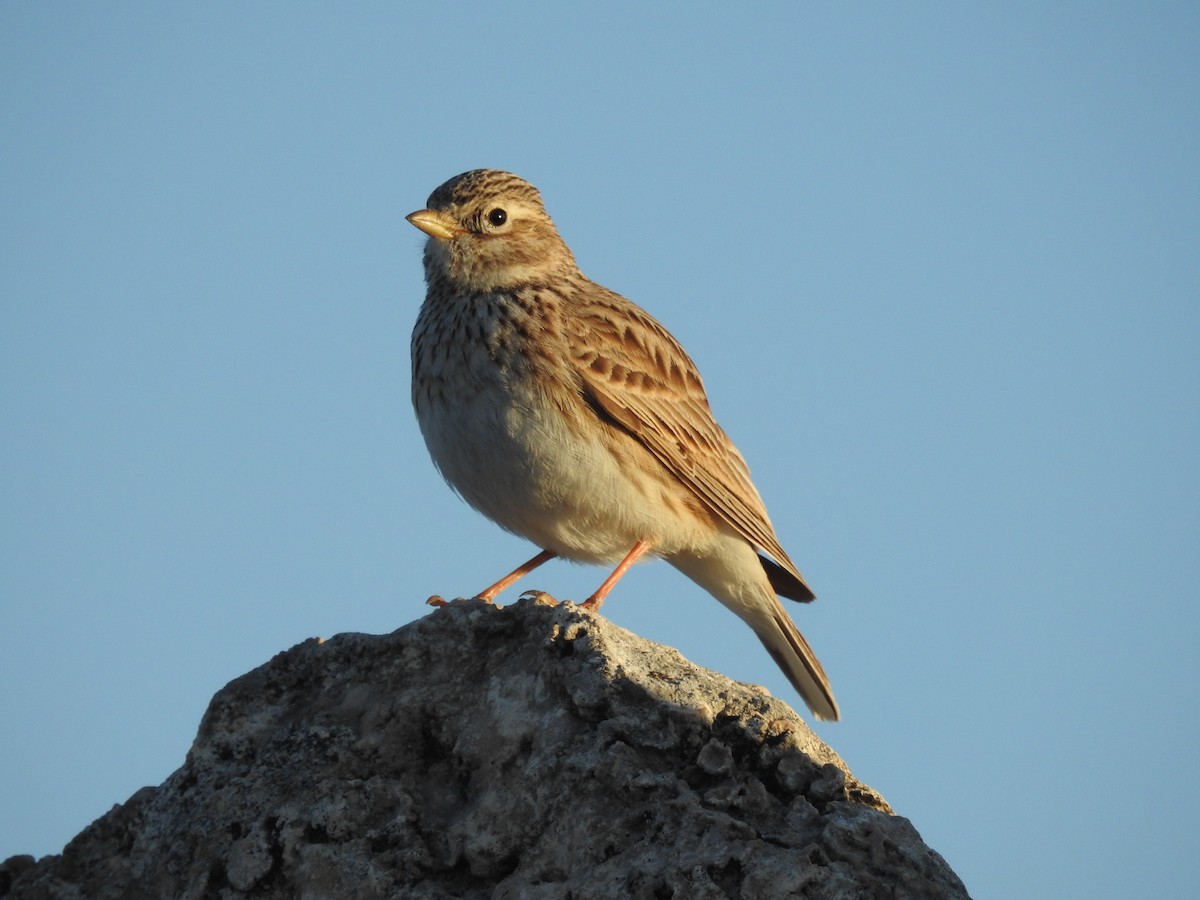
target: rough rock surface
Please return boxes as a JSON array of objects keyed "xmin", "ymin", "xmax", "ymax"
[{"xmin": 3, "ymin": 597, "xmax": 969, "ymax": 899}]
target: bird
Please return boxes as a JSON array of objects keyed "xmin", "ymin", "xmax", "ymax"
[{"xmin": 406, "ymin": 169, "xmax": 839, "ymax": 721}]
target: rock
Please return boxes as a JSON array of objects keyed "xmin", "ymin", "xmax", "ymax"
[{"xmin": 3, "ymin": 597, "xmax": 969, "ymax": 899}]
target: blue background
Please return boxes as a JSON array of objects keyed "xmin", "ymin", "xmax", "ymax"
[{"xmin": 3, "ymin": 5, "xmax": 1197, "ymax": 896}]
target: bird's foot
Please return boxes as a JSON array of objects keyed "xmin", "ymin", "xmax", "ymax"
[
  {"xmin": 429, "ymin": 594, "xmax": 509, "ymax": 609},
  {"xmin": 519, "ymin": 590, "xmax": 559, "ymax": 606}
]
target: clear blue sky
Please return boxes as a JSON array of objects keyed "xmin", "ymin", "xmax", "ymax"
[{"xmin": 3, "ymin": 5, "xmax": 1197, "ymax": 896}]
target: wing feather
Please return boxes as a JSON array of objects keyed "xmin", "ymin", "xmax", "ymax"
[{"xmin": 566, "ymin": 287, "xmax": 814, "ymax": 600}]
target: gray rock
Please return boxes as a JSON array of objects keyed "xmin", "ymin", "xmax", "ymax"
[{"xmin": 3, "ymin": 597, "xmax": 969, "ymax": 899}]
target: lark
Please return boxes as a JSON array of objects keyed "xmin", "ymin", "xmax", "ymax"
[{"xmin": 407, "ymin": 170, "xmax": 839, "ymax": 721}]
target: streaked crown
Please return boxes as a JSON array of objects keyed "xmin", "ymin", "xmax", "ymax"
[{"xmin": 426, "ymin": 169, "xmax": 545, "ymax": 213}]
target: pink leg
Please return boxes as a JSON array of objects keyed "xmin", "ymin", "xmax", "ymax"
[
  {"xmin": 581, "ymin": 540, "xmax": 652, "ymax": 610},
  {"xmin": 477, "ymin": 549, "xmax": 558, "ymax": 602}
]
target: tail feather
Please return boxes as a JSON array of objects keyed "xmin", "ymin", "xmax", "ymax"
[
  {"xmin": 668, "ymin": 538, "xmax": 839, "ymax": 721},
  {"xmin": 755, "ymin": 599, "xmax": 840, "ymax": 721}
]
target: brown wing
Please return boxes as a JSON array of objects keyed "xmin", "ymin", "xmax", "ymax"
[{"xmin": 566, "ymin": 285, "xmax": 815, "ymax": 601}]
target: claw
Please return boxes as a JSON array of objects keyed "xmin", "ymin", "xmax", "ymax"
[{"xmin": 519, "ymin": 590, "xmax": 559, "ymax": 606}]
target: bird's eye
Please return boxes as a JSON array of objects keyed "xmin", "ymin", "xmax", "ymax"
[{"xmin": 486, "ymin": 208, "xmax": 508, "ymax": 227}]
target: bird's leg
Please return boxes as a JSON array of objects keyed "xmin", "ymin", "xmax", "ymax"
[
  {"xmin": 581, "ymin": 540, "xmax": 652, "ymax": 610},
  {"xmin": 476, "ymin": 549, "xmax": 558, "ymax": 602}
]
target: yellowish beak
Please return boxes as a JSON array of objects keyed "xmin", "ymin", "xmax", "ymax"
[{"xmin": 406, "ymin": 209, "xmax": 462, "ymax": 241}]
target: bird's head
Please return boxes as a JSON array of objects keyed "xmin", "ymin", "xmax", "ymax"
[{"xmin": 406, "ymin": 169, "xmax": 578, "ymax": 292}]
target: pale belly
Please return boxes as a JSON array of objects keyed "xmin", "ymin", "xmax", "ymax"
[{"xmin": 415, "ymin": 384, "xmax": 710, "ymax": 564}]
